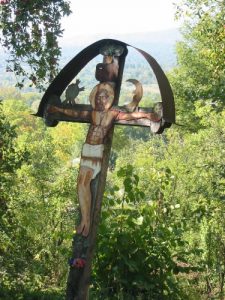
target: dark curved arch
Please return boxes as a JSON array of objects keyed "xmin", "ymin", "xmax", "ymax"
[{"xmin": 35, "ymin": 38, "xmax": 175, "ymax": 123}]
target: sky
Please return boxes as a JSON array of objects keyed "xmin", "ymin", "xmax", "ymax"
[{"xmin": 61, "ymin": 0, "xmax": 181, "ymax": 44}]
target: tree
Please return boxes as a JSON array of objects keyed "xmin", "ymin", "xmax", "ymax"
[
  {"xmin": 0, "ymin": 100, "xmax": 30, "ymax": 298},
  {"xmin": 169, "ymin": 0, "xmax": 225, "ymax": 130},
  {"xmin": 156, "ymin": 1, "xmax": 225, "ymax": 295},
  {"xmin": 0, "ymin": 100, "xmax": 27, "ymax": 211},
  {"xmin": 104, "ymin": 103, "xmax": 225, "ymax": 298},
  {"xmin": 0, "ymin": 0, "xmax": 71, "ymax": 90},
  {"xmin": 92, "ymin": 165, "xmax": 191, "ymax": 299}
]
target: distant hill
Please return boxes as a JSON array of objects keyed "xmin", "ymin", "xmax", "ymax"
[
  {"xmin": 59, "ymin": 28, "xmax": 181, "ymax": 47},
  {"xmin": 0, "ymin": 28, "xmax": 182, "ymax": 90},
  {"xmin": 59, "ymin": 28, "xmax": 181, "ymax": 70}
]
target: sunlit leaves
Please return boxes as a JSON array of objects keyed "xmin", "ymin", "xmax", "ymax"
[
  {"xmin": 170, "ymin": 0, "xmax": 225, "ymax": 131},
  {"xmin": 0, "ymin": 99, "xmax": 78, "ymax": 297},
  {"xmin": 94, "ymin": 165, "xmax": 191, "ymax": 299}
]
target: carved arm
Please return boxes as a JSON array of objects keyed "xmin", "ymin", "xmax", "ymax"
[
  {"xmin": 116, "ymin": 111, "xmax": 160, "ymax": 122},
  {"xmin": 47, "ymin": 105, "xmax": 91, "ymax": 119}
]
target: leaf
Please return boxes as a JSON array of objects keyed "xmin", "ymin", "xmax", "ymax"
[{"xmin": 133, "ymin": 216, "xmax": 144, "ymax": 225}]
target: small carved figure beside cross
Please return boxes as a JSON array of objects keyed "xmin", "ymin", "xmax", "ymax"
[{"xmin": 47, "ymin": 81, "xmax": 161, "ymax": 236}]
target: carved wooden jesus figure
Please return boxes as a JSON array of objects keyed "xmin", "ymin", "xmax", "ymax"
[{"xmin": 47, "ymin": 82, "xmax": 160, "ymax": 236}]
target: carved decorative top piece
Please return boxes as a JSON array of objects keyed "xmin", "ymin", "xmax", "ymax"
[
  {"xmin": 99, "ymin": 43, "xmax": 124, "ymax": 57},
  {"xmin": 35, "ymin": 39, "xmax": 175, "ymax": 134}
]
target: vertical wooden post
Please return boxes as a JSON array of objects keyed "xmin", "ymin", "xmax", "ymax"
[{"xmin": 66, "ymin": 47, "xmax": 128, "ymax": 300}]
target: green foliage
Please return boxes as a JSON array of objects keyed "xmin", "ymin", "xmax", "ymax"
[
  {"xmin": 1, "ymin": 96, "xmax": 224, "ymax": 299},
  {"xmin": 170, "ymin": 0, "xmax": 225, "ymax": 130},
  {"xmin": 103, "ymin": 98, "xmax": 224, "ymax": 298},
  {"xmin": 0, "ymin": 99, "xmax": 82, "ymax": 298},
  {"xmin": 0, "ymin": 100, "xmax": 28, "ymax": 208},
  {"xmin": 0, "ymin": 0, "xmax": 71, "ymax": 90},
  {"xmin": 92, "ymin": 165, "xmax": 196, "ymax": 299},
  {"xmin": 166, "ymin": 1, "xmax": 225, "ymax": 292}
]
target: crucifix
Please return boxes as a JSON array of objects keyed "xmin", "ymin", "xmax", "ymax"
[{"xmin": 35, "ymin": 39, "xmax": 175, "ymax": 300}]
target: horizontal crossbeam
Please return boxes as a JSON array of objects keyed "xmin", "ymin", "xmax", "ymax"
[{"xmin": 45, "ymin": 104, "xmax": 156, "ymax": 127}]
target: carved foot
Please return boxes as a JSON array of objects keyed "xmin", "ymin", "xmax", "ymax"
[{"xmin": 76, "ymin": 220, "xmax": 90, "ymax": 237}]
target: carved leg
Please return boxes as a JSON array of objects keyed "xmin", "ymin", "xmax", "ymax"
[{"xmin": 76, "ymin": 166, "xmax": 94, "ymax": 237}]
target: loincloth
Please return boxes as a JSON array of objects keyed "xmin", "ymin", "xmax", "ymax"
[{"xmin": 80, "ymin": 143, "xmax": 104, "ymax": 179}]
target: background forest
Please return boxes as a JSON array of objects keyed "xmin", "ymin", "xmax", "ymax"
[{"xmin": 1, "ymin": 0, "xmax": 225, "ymax": 299}]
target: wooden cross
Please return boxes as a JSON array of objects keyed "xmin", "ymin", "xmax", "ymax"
[{"xmin": 35, "ymin": 39, "xmax": 175, "ymax": 300}]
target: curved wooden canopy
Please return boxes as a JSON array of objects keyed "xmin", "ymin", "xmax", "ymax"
[{"xmin": 35, "ymin": 38, "xmax": 175, "ymax": 124}]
